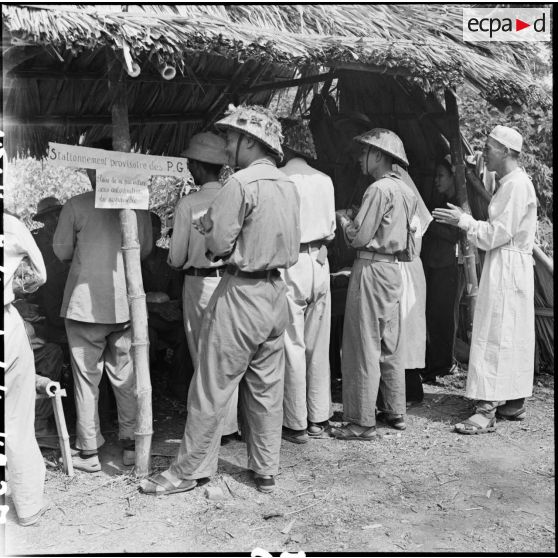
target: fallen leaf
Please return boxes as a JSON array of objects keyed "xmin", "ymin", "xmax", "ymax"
[
  {"xmin": 281, "ymin": 519, "xmax": 295, "ymax": 534},
  {"xmin": 486, "ymin": 489, "xmax": 492, "ymax": 498}
]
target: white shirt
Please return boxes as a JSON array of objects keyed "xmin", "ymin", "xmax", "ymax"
[{"xmin": 281, "ymin": 158, "xmax": 336, "ymax": 244}]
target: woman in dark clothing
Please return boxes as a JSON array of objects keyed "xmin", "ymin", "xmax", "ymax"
[{"xmin": 421, "ymin": 156, "xmax": 462, "ymax": 384}]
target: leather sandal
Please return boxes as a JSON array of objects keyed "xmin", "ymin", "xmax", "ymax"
[
  {"xmin": 282, "ymin": 426, "xmax": 309, "ymax": 444},
  {"xmin": 139, "ymin": 472, "xmax": 197, "ymax": 496},
  {"xmin": 251, "ymin": 471, "xmax": 275, "ymax": 493},
  {"xmin": 496, "ymin": 407, "xmax": 526, "ymax": 421},
  {"xmin": 376, "ymin": 412, "xmax": 407, "ymax": 431},
  {"xmin": 307, "ymin": 421, "xmax": 330, "ymax": 437},
  {"xmin": 331, "ymin": 424, "xmax": 377, "ymax": 441},
  {"xmin": 454, "ymin": 414, "xmax": 496, "ymax": 435}
]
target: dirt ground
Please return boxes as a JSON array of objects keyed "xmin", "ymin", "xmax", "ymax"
[{"xmin": 4, "ymin": 368, "xmax": 555, "ymax": 555}]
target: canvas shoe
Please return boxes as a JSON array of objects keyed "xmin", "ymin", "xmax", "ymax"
[{"xmin": 70, "ymin": 449, "xmax": 101, "ymax": 472}]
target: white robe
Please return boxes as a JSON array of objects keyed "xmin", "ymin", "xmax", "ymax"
[
  {"xmin": 394, "ymin": 165, "xmax": 432, "ymax": 370},
  {"xmin": 458, "ymin": 167, "xmax": 537, "ymax": 400}
]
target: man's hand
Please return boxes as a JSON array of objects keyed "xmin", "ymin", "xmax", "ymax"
[
  {"xmin": 335, "ymin": 209, "xmax": 352, "ymax": 228},
  {"xmin": 432, "ymin": 203, "xmax": 464, "ymax": 227},
  {"xmin": 193, "ymin": 215, "xmax": 207, "ymax": 235}
]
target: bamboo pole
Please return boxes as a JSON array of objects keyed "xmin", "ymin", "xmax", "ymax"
[
  {"xmin": 445, "ymin": 88, "xmax": 479, "ymax": 337},
  {"xmin": 108, "ymin": 57, "xmax": 153, "ymax": 478}
]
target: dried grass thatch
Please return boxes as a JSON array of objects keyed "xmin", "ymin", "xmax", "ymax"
[{"xmin": 2, "ymin": 4, "xmax": 549, "ymax": 158}]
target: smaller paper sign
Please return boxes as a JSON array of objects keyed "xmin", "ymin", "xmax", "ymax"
[{"xmin": 95, "ymin": 170, "xmax": 150, "ymax": 210}]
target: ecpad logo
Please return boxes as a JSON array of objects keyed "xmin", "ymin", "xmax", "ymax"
[{"xmin": 463, "ymin": 8, "xmax": 551, "ymax": 42}]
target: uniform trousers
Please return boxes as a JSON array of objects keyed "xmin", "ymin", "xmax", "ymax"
[
  {"xmin": 65, "ymin": 319, "xmax": 136, "ymax": 451},
  {"xmin": 170, "ymin": 271, "xmax": 288, "ymax": 479},
  {"xmin": 4, "ymin": 303, "xmax": 46, "ymax": 519},
  {"xmin": 281, "ymin": 249, "xmax": 332, "ymax": 430},
  {"xmin": 341, "ymin": 259, "xmax": 404, "ymax": 427},
  {"xmin": 182, "ymin": 275, "xmax": 238, "ymax": 436}
]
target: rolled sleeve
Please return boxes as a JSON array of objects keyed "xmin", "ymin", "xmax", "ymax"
[{"xmin": 168, "ymin": 200, "xmax": 191, "ymax": 269}]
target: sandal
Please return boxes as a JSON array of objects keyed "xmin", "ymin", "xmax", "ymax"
[
  {"xmin": 454, "ymin": 414, "xmax": 496, "ymax": 435},
  {"xmin": 376, "ymin": 412, "xmax": 407, "ymax": 431},
  {"xmin": 251, "ymin": 471, "xmax": 275, "ymax": 493},
  {"xmin": 307, "ymin": 421, "xmax": 330, "ymax": 437},
  {"xmin": 282, "ymin": 426, "xmax": 309, "ymax": 444},
  {"xmin": 331, "ymin": 424, "xmax": 377, "ymax": 441},
  {"xmin": 496, "ymin": 408, "xmax": 526, "ymax": 421},
  {"xmin": 139, "ymin": 472, "xmax": 197, "ymax": 496}
]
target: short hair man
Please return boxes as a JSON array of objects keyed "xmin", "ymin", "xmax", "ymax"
[
  {"xmin": 433, "ymin": 126, "xmax": 537, "ymax": 433},
  {"xmin": 53, "ymin": 140, "xmax": 152, "ymax": 471},
  {"xmin": 334, "ymin": 129, "xmax": 417, "ymax": 440},
  {"xmin": 141, "ymin": 105, "xmax": 300, "ymax": 495},
  {"xmin": 278, "ymin": 119, "xmax": 336, "ymax": 443},
  {"xmin": 168, "ymin": 132, "xmax": 238, "ymax": 441}
]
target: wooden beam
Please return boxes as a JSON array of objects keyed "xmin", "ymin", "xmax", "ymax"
[
  {"xmin": 244, "ymin": 71, "xmax": 337, "ymax": 94},
  {"xmin": 334, "ymin": 63, "xmax": 407, "ymax": 78},
  {"xmin": 107, "ymin": 57, "xmax": 153, "ymax": 479},
  {"xmin": 6, "ymin": 69, "xmax": 233, "ymax": 87},
  {"xmin": 3, "ymin": 113, "xmax": 205, "ymax": 127}
]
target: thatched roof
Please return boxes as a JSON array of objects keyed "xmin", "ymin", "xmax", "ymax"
[{"xmin": 2, "ymin": 4, "xmax": 548, "ymax": 158}]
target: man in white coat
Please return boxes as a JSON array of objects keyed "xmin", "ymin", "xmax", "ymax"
[
  {"xmin": 279, "ymin": 119, "xmax": 336, "ymax": 443},
  {"xmin": 433, "ymin": 126, "xmax": 537, "ymax": 434}
]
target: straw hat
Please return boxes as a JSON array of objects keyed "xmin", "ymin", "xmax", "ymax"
[
  {"xmin": 353, "ymin": 128, "xmax": 409, "ymax": 167},
  {"xmin": 33, "ymin": 196, "xmax": 63, "ymax": 221},
  {"xmin": 489, "ymin": 125, "xmax": 523, "ymax": 153},
  {"xmin": 281, "ymin": 118, "xmax": 317, "ymax": 159},
  {"xmin": 181, "ymin": 132, "xmax": 227, "ymax": 165},
  {"xmin": 216, "ymin": 104, "xmax": 284, "ymax": 161}
]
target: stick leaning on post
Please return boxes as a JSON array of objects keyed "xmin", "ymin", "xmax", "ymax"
[{"xmin": 108, "ymin": 56, "xmax": 153, "ymax": 478}]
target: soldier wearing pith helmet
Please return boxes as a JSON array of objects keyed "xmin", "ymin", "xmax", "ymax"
[
  {"xmin": 278, "ymin": 119, "xmax": 336, "ymax": 444},
  {"xmin": 334, "ymin": 128, "xmax": 418, "ymax": 441},
  {"xmin": 168, "ymin": 132, "xmax": 239, "ymax": 443},
  {"xmin": 433, "ymin": 125, "xmax": 537, "ymax": 434},
  {"xmin": 142, "ymin": 105, "xmax": 301, "ymax": 496}
]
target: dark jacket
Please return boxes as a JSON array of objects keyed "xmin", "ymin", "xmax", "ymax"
[{"xmin": 421, "ymin": 190, "xmax": 460, "ymax": 268}]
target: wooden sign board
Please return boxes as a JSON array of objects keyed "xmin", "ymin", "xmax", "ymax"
[{"xmin": 47, "ymin": 143, "xmax": 188, "ymax": 210}]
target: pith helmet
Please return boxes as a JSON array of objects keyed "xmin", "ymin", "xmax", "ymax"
[
  {"xmin": 489, "ymin": 125, "xmax": 523, "ymax": 153},
  {"xmin": 280, "ymin": 118, "xmax": 317, "ymax": 159},
  {"xmin": 216, "ymin": 104, "xmax": 284, "ymax": 161},
  {"xmin": 181, "ymin": 132, "xmax": 227, "ymax": 165},
  {"xmin": 353, "ymin": 128, "xmax": 409, "ymax": 167},
  {"xmin": 33, "ymin": 196, "xmax": 62, "ymax": 221}
]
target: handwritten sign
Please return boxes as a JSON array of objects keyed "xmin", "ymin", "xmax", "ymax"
[
  {"xmin": 47, "ymin": 142, "xmax": 188, "ymax": 210},
  {"xmin": 95, "ymin": 170, "xmax": 150, "ymax": 210}
]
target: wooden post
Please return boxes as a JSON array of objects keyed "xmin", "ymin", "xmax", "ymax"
[
  {"xmin": 444, "ymin": 88, "xmax": 479, "ymax": 337},
  {"xmin": 108, "ymin": 57, "xmax": 153, "ymax": 478}
]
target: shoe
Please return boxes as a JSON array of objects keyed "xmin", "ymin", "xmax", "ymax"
[
  {"xmin": 70, "ymin": 449, "xmax": 101, "ymax": 472},
  {"xmin": 251, "ymin": 471, "xmax": 275, "ymax": 493},
  {"xmin": 376, "ymin": 412, "xmax": 407, "ymax": 431},
  {"xmin": 122, "ymin": 440, "xmax": 135, "ymax": 466},
  {"xmin": 308, "ymin": 421, "xmax": 330, "ymax": 437},
  {"xmin": 331, "ymin": 424, "xmax": 377, "ymax": 441},
  {"xmin": 281, "ymin": 426, "xmax": 309, "ymax": 444},
  {"xmin": 496, "ymin": 407, "xmax": 526, "ymax": 421},
  {"xmin": 221, "ymin": 432, "xmax": 241, "ymax": 446},
  {"xmin": 19, "ymin": 503, "xmax": 50, "ymax": 527},
  {"xmin": 454, "ymin": 414, "xmax": 496, "ymax": 435}
]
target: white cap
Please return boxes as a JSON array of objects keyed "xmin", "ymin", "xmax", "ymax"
[{"xmin": 489, "ymin": 125, "xmax": 523, "ymax": 153}]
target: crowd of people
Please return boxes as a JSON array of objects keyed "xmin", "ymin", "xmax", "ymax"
[{"xmin": 4, "ymin": 104, "xmax": 537, "ymax": 524}]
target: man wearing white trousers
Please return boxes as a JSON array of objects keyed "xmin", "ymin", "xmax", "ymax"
[
  {"xmin": 169, "ymin": 132, "xmax": 238, "ymax": 442},
  {"xmin": 4, "ymin": 213, "xmax": 48, "ymax": 526},
  {"xmin": 53, "ymin": 144, "xmax": 152, "ymax": 472},
  {"xmin": 279, "ymin": 119, "xmax": 336, "ymax": 443}
]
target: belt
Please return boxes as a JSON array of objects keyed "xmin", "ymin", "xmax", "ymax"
[
  {"xmin": 183, "ymin": 266, "xmax": 226, "ymax": 277},
  {"xmin": 357, "ymin": 250, "xmax": 398, "ymax": 263},
  {"xmin": 300, "ymin": 240, "xmax": 325, "ymax": 253},
  {"xmin": 226, "ymin": 266, "xmax": 280, "ymax": 280}
]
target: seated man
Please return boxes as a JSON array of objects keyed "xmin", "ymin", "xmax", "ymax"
[
  {"xmin": 142, "ymin": 213, "xmax": 192, "ymax": 391},
  {"xmin": 13, "ymin": 297, "xmax": 65, "ymax": 450},
  {"xmin": 32, "ymin": 197, "xmax": 70, "ymax": 345}
]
